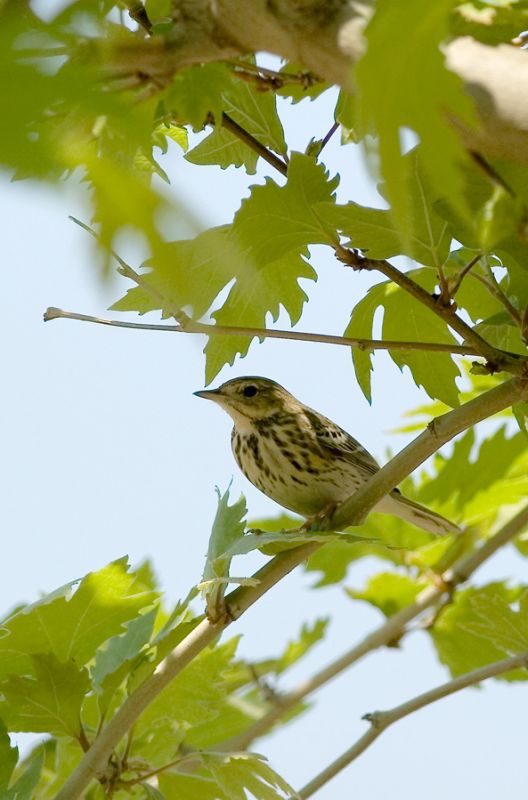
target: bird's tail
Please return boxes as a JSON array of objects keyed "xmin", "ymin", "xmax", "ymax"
[{"xmin": 377, "ymin": 493, "xmax": 460, "ymax": 536}]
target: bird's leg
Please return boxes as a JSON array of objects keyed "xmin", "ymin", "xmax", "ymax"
[{"xmin": 301, "ymin": 503, "xmax": 337, "ymax": 533}]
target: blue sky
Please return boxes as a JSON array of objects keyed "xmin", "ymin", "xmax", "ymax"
[{"xmin": 2, "ymin": 46, "xmax": 527, "ymax": 797}]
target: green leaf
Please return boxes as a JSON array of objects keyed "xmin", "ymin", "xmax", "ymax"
[
  {"xmin": 186, "ymin": 79, "xmax": 286, "ymax": 172},
  {"xmin": 461, "ymin": 589, "xmax": 528, "ymax": 654},
  {"xmin": 345, "ymin": 270, "xmax": 461, "ymax": 405},
  {"xmin": 0, "ymin": 720, "xmax": 18, "ymax": 790},
  {"xmin": 444, "ymin": 251, "xmax": 504, "ymax": 321},
  {"xmin": 344, "ymin": 282, "xmax": 387, "ymax": 402},
  {"xmin": 164, "ymin": 64, "xmax": 234, "ymax": 130},
  {"xmin": 475, "ymin": 313, "xmax": 528, "ymax": 356},
  {"xmin": 221, "ymin": 81, "xmax": 286, "ymax": 157},
  {"xmin": 0, "ymin": 654, "xmax": 90, "ymax": 736},
  {"xmin": 305, "ymin": 512, "xmax": 433, "ymax": 587},
  {"xmin": 140, "ymin": 786, "xmax": 166, "ymax": 800},
  {"xmin": 92, "ymin": 607, "xmax": 158, "ymax": 714},
  {"xmin": 347, "ymin": 572, "xmax": 423, "ymax": 617},
  {"xmin": 318, "ymin": 151, "xmax": 451, "ymax": 267},
  {"xmin": 355, "ymin": 0, "xmax": 475, "ymax": 246},
  {"xmin": 186, "ymin": 126, "xmax": 259, "ymax": 173},
  {"xmin": 204, "ymin": 246, "xmax": 314, "ymax": 383},
  {"xmin": 450, "ymin": 2, "xmax": 528, "ymax": 44},
  {"xmin": 431, "ymin": 583, "xmax": 528, "ymax": 680},
  {"xmin": 137, "ymin": 638, "xmax": 240, "ymax": 733},
  {"xmin": 203, "ymin": 752, "xmax": 296, "ymax": 800},
  {"xmin": 382, "ymin": 283, "xmax": 461, "ymax": 407},
  {"xmin": 3, "ymin": 752, "xmax": 44, "ymax": 800},
  {"xmin": 92, "ymin": 607, "xmax": 158, "ymax": 692},
  {"xmin": 201, "ymin": 488, "xmax": 247, "ymax": 620},
  {"xmin": 0, "ymin": 558, "xmax": 157, "ymax": 678},
  {"xmin": 232, "ymin": 152, "xmax": 338, "ymax": 265},
  {"xmin": 14, "ymin": 738, "xmax": 82, "ymax": 800},
  {"xmin": 113, "ymin": 153, "xmax": 339, "ymax": 381},
  {"xmin": 420, "ymin": 427, "xmax": 527, "ymax": 514},
  {"xmin": 335, "ymin": 91, "xmax": 359, "ymax": 143},
  {"xmin": 513, "ymin": 401, "xmax": 528, "ymax": 436},
  {"xmin": 159, "ymin": 772, "xmax": 228, "ymax": 800},
  {"xmin": 221, "ymin": 528, "xmax": 369, "ymax": 558}
]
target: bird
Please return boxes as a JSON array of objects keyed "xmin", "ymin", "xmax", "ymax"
[{"xmin": 194, "ymin": 376, "xmax": 459, "ymax": 536}]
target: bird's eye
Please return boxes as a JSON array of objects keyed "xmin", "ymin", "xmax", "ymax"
[{"xmin": 242, "ymin": 385, "xmax": 258, "ymax": 398}]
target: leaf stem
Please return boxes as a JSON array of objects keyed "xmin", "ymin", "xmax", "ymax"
[
  {"xmin": 43, "ymin": 307, "xmax": 484, "ymax": 357},
  {"xmin": 298, "ymin": 651, "xmax": 528, "ymax": 798},
  {"xmin": 52, "ymin": 378, "xmax": 525, "ymax": 800}
]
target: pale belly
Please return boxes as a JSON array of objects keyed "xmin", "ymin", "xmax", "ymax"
[{"xmin": 231, "ymin": 430, "xmax": 366, "ymax": 517}]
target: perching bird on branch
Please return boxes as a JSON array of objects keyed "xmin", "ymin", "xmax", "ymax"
[{"xmin": 195, "ymin": 376, "xmax": 458, "ymax": 536}]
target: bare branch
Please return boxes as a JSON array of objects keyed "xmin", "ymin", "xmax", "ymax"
[
  {"xmin": 43, "ymin": 307, "xmax": 483, "ymax": 357},
  {"xmin": 52, "ymin": 378, "xmax": 525, "ymax": 800},
  {"xmin": 299, "ymin": 650, "xmax": 528, "ymax": 798}
]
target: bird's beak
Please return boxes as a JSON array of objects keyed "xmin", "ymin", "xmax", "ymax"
[{"xmin": 193, "ymin": 388, "xmax": 222, "ymax": 402}]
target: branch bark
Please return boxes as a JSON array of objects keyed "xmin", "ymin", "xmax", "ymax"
[
  {"xmin": 53, "ymin": 376, "xmax": 526, "ymax": 800},
  {"xmin": 298, "ymin": 651, "xmax": 528, "ymax": 798}
]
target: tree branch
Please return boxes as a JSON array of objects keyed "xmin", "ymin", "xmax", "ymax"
[
  {"xmin": 43, "ymin": 307, "xmax": 483, "ymax": 357},
  {"xmin": 220, "ymin": 112, "xmax": 288, "ymax": 176},
  {"xmin": 337, "ymin": 246, "xmax": 527, "ymax": 376},
  {"xmin": 298, "ymin": 650, "xmax": 528, "ymax": 798},
  {"xmin": 216, "ymin": 502, "xmax": 528, "ymax": 751}
]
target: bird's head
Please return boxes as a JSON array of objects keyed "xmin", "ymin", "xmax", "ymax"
[{"xmin": 194, "ymin": 376, "xmax": 296, "ymax": 426}]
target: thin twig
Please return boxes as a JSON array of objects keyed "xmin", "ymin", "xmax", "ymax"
[
  {"xmin": 226, "ymin": 59, "xmax": 319, "ymax": 87},
  {"xmin": 337, "ymin": 246, "xmax": 526, "ymax": 376},
  {"xmin": 216, "ymin": 503, "xmax": 528, "ymax": 751},
  {"xmin": 298, "ymin": 651, "xmax": 528, "ymax": 798},
  {"xmin": 480, "ymin": 261, "xmax": 522, "ymax": 325},
  {"xmin": 67, "ymin": 218, "xmax": 192, "ymax": 327},
  {"xmin": 43, "ymin": 307, "xmax": 483, "ymax": 357},
  {"xmin": 319, "ymin": 121, "xmax": 339, "ymax": 154},
  {"xmin": 221, "ymin": 112, "xmax": 288, "ymax": 176},
  {"xmin": 448, "ymin": 252, "xmax": 483, "ymax": 298}
]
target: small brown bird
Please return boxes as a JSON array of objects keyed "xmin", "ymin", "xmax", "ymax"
[{"xmin": 195, "ymin": 376, "xmax": 458, "ymax": 536}]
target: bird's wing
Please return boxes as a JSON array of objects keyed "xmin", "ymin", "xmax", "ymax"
[{"xmin": 303, "ymin": 409, "xmax": 380, "ymax": 476}]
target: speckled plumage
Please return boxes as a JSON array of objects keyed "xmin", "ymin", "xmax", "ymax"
[{"xmin": 195, "ymin": 377, "xmax": 458, "ymax": 535}]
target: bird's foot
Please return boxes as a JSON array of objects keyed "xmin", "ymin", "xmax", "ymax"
[{"xmin": 302, "ymin": 503, "xmax": 337, "ymax": 533}]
